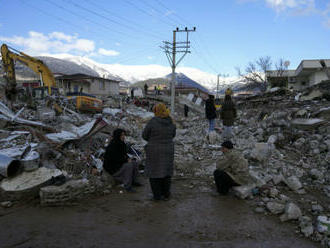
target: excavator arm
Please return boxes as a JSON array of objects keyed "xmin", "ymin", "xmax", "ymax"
[{"xmin": 1, "ymin": 44, "xmax": 56, "ymax": 98}]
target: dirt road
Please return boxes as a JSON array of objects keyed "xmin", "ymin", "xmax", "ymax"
[{"xmin": 0, "ymin": 179, "xmax": 321, "ymax": 248}]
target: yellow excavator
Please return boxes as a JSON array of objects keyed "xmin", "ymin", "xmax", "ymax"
[
  {"xmin": 1, "ymin": 43, "xmax": 102, "ymax": 112},
  {"xmin": 1, "ymin": 43, "xmax": 58, "ymax": 100}
]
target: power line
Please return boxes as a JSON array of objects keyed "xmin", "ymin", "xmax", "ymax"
[
  {"xmin": 83, "ymin": 0, "xmax": 166, "ymax": 39},
  {"xmin": 65, "ymin": 0, "xmax": 164, "ymax": 41},
  {"xmin": 123, "ymin": 0, "xmax": 175, "ymax": 28}
]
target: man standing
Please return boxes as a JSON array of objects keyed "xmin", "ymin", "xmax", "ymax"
[
  {"xmin": 131, "ymin": 88, "xmax": 134, "ymax": 99},
  {"xmin": 213, "ymin": 141, "xmax": 252, "ymax": 195},
  {"xmin": 220, "ymin": 94, "xmax": 237, "ymax": 140},
  {"xmin": 205, "ymin": 94, "xmax": 217, "ymax": 132},
  {"xmin": 144, "ymin": 84, "xmax": 148, "ymax": 96},
  {"xmin": 184, "ymin": 104, "xmax": 189, "ymax": 117}
]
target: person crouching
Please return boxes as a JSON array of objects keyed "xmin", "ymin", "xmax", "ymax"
[{"xmin": 213, "ymin": 141, "xmax": 252, "ymax": 195}]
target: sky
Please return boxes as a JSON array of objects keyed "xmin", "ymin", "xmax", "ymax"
[{"xmin": 0, "ymin": 0, "xmax": 330, "ymax": 78}]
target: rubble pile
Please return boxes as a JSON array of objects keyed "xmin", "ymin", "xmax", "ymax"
[
  {"xmin": 0, "ymin": 96, "xmax": 155, "ymax": 206},
  {"xmin": 171, "ymin": 88, "xmax": 330, "ymax": 247},
  {"xmin": 0, "ymin": 85, "xmax": 329, "ymax": 246}
]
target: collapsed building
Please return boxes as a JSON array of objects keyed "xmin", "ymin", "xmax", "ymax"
[{"xmin": 0, "ymin": 78, "xmax": 329, "ymax": 246}]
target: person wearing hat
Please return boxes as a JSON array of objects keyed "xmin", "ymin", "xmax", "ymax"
[
  {"xmin": 213, "ymin": 141, "xmax": 252, "ymax": 195},
  {"xmin": 220, "ymin": 94, "xmax": 237, "ymax": 140},
  {"xmin": 142, "ymin": 103, "xmax": 176, "ymax": 201}
]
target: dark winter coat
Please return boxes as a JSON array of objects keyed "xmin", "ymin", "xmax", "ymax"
[
  {"xmin": 220, "ymin": 100, "xmax": 237, "ymax": 126},
  {"xmin": 142, "ymin": 117, "xmax": 176, "ymax": 178},
  {"xmin": 103, "ymin": 130, "xmax": 128, "ymax": 175},
  {"xmin": 205, "ymin": 99, "xmax": 216, "ymax": 120}
]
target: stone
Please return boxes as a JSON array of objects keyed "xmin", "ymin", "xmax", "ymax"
[
  {"xmin": 267, "ymin": 135, "xmax": 277, "ymax": 144},
  {"xmin": 250, "ymin": 143, "xmax": 272, "ymax": 163},
  {"xmin": 269, "ymin": 188, "xmax": 279, "ymax": 198},
  {"xmin": 301, "ymin": 225, "xmax": 314, "ymax": 237},
  {"xmin": 312, "ymin": 204, "xmax": 324, "ymax": 213},
  {"xmin": 310, "ymin": 169, "xmax": 323, "ymax": 180},
  {"xmin": 293, "ymin": 137, "xmax": 306, "ymax": 149},
  {"xmin": 272, "ymin": 174, "xmax": 285, "ymax": 185},
  {"xmin": 254, "ymin": 207, "xmax": 265, "ymax": 213},
  {"xmin": 0, "ymin": 201, "xmax": 13, "ymax": 208},
  {"xmin": 280, "ymin": 203, "xmax": 302, "ymax": 222},
  {"xmin": 285, "ymin": 176, "xmax": 302, "ymax": 191},
  {"xmin": 266, "ymin": 202, "xmax": 285, "ymax": 214},
  {"xmin": 232, "ymin": 185, "xmax": 255, "ymax": 199}
]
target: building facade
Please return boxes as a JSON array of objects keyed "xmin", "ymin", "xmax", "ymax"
[
  {"xmin": 266, "ymin": 59, "xmax": 330, "ymax": 90},
  {"xmin": 55, "ymin": 73, "xmax": 120, "ymax": 96}
]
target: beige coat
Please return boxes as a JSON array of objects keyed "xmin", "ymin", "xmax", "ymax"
[{"xmin": 217, "ymin": 150, "xmax": 253, "ymax": 185}]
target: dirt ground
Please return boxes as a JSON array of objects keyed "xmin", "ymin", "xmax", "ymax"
[{"xmin": 0, "ymin": 178, "xmax": 322, "ymax": 248}]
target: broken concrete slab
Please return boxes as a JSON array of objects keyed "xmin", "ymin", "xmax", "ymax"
[
  {"xmin": 291, "ymin": 118, "xmax": 326, "ymax": 130},
  {"xmin": 0, "ymin": 167, "xmax": 62, "ymax": 199}
]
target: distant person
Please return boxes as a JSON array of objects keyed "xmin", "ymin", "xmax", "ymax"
[
  {"xmin": 205, "ymin": 94, "xmax": 217, "ymax": 132},
  {"xmin": 220, "ymin": 94, "xmax": 237, "ymax": 140},
  {"xmin": 144, "ymin": 84, "xmax": 148, "ymax": 95},
  {"xmin": 213, "ymin": 141, "xmax": 253, "ymax": 195},
  {"xmin": 184, "ymin": 104, "xmax": 189, "ymax": 117},
  {"xmin": 154, "ymin": 86, "xmax": 157, "ymax": 96},
  {"xmin": 131, "ymin": 88, "xmax": 134, "ymax": 99},
  {"xmin": 103, "ymin": 129, "xmax": 141, "ymax": 193},
  {"xmin": 142, "ymin": 103, "xmax": 176, "ymax": 201}
]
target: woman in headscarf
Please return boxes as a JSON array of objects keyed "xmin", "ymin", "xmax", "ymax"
[
  {"xmin": 142, "ymin": 103, "xmax": 176, "ymax": 201},
  {"xmin": 103, "ymin": 128, "xmax": 140, "ymax": 192}
]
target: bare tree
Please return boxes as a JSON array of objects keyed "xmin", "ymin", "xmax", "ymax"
[
  {"xmin": 275, "ymin": 59, "xmax": 290, "ymax": 77},
  {"xmin": 236, "ymin": 56, "xmax": 272, "ymax": 92}
]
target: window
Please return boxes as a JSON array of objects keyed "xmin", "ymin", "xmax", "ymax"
[{"xmin": 99, "ymin": 80, "xmax": 105, "ymax": 90}]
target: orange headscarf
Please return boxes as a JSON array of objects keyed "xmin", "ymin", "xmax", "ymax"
[{"xmin": 153, "ymin": 103, "xmax": 170, "ymax": 118}]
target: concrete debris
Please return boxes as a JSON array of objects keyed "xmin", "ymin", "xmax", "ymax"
[
  {"xmin": 299, "ymin": 216, "xmax": 314, "ymax": 237},
  {"xmin": 0, "ymin": 85, "xmax": 329, "ymax": 246},
  {"xmin": 285, "ymin": 176, "xmax": 303, "ymax": 191},
  {"xmin": 280, "ymin": 202, "xmax": 302, "ymax": 222},
  {"xmin": 0, "ymin": 167, "xmax": 63, "ymax": 199},
  {"xmin": 266, "ymin": 201, "xmax": 285, "ymax": 214},
  {"xmin": 0, "ymin": 200, "xmax": 13, "ymax": 208},
  {"xmin": 232, "ymin": 185, "xmax": 255, "ymax": 199}
]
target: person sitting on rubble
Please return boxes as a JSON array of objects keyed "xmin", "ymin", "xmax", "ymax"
[
  {"xmin": 142, "ymin": 103, "xmax": 176, "ymax": 201},
  {"xmin": 213, "ymin": 141, "xmax": 253, "ymax": 195},
  {"xmin": 220, "ymin": 94, "xmax": 237, "ymax": 140},
  {"xmin": 103, "ymin": 128, "xmax": 142, "ymax": 193}
]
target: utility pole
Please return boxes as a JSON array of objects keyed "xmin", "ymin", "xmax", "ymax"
[
  {"xmin": 161, "ymin": 27, "xmax": 196, "ymax": 114},
  {"xmin": 216, "ymin": 74, "xmax": 220, "ymax": 99}
]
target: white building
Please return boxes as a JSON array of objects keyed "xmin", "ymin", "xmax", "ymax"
[{"xmin": 266, "ymin": 59, "xmax": 330, "ymax": 90}]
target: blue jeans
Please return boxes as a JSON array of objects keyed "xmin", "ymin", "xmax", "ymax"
[
  {"xmin": 208, "ymin": 119, "xmax": 215, "ymax": 131},
  {"xmin": 222, "ymin": 125, "xmax": 233, "ymax": 140}
]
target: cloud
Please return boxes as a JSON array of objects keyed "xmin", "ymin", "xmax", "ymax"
[
  {"xmin": 0, "ymin": 31, "xmax": 95, "ymax": 55},
  {"xmin": 98, "ymin": 48, "xmax": 120, "ymax": 56},
  {"xmin": 265, "ymin": 0, "xmax": 315, "ymax": 13}
]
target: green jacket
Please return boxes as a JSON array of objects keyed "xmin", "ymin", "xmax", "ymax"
[{"xmin": 217, "ymin": 150, "xmax": 253, "ymax": 185}]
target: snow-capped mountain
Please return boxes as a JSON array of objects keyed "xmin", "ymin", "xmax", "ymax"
[{"xmin": 43, "ymin": 53, "xmax": 242, "ymax": 90}]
